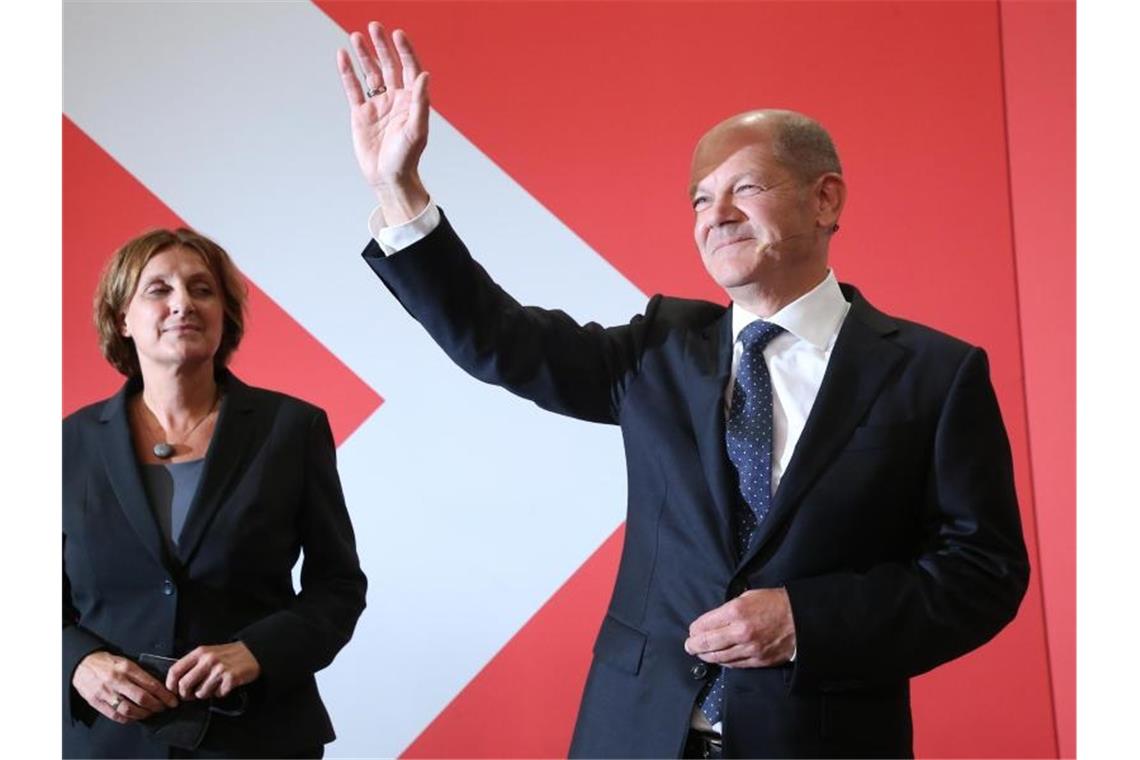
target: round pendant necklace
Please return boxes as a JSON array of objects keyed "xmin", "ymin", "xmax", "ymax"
[{"xmin": 149, "ymin": 393, "xmax": 220, "ymax": 459}]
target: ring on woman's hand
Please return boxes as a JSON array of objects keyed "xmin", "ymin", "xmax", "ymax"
[
  {"xmin": 366, "ymin": 85, "xmax": 387, "ymax": 98},
  {"xmin": 109, "ymin": 695, "xmax": 122, "ymax": 710}
]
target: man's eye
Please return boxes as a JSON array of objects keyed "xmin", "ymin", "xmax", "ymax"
[
  {"xmin": 735, "ymin": 183, "xmax": 763, "ymax": 194},
  {"xmin": 692, "ymin": 197, "xmax": 709, "ymax": 210}
]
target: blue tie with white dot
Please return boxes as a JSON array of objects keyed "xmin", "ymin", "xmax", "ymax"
[{"xmin": 698, "ymin": 318, "xmax": 785, "ymax": 727}]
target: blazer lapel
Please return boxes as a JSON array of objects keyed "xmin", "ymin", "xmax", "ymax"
[
  {"xmin": 738, "ymin": 286, "xmax": 905, "ymax": 569},
  {"xmin": 683, "ymin": 307, "xmax": 737, "ymax": 562},
  {"xmin": 97, "ymin": 378, "xmax": 170, "ymax": 570},
  {"xmin": 175, "ymin": 371, "xmax": 259, "ymax": 566}
]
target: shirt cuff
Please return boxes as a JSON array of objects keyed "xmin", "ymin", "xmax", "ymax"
[{"xmin": 368, "ymin": 200, "xmax": 441, "ymax": 255}]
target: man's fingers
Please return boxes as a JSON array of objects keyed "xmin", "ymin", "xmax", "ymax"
[
  {"xmin": 337, "ymin": 48, "xmax": 365, "ymax": 107},
  {"xmin": 392, "ymin": 29, "xmax": 423, "ymax": 83},
  {"xmin": 688, "ymin": 601, "xmax": 738, "ymax": 636},
  {"xmin": 698, "ymin": 644, "xmax": 749, "ymax": 664},
  {"xmin": 408, "ymin": 72, "xmax": 430, "ymax": 138},
  {"xmin": 368, "ymin": 22, "xmax": 400, "ymax": 90},
  {"xmin": 351, "ymin": 30, "xmax": 385, "ymax": 93},
  {"xmin": 685, "ymin": 621, "xmax": 746, "ymax": 655}
]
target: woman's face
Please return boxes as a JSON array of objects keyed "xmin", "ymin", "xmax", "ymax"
[{"xmin": 120, "ymin": 246, "xmax": 225, "ymax": 374}]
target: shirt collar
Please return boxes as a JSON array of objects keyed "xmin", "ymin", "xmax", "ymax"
[{"xmin": 731, "ymin": 270, "xmax": 850, "ymax": 351}]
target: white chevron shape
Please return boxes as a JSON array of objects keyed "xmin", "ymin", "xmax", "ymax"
[{"xmin": 64, "ymin": 1, "xmax": 648, "ymax": 755}]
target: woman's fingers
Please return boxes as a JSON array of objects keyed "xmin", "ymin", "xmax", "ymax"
[
  {"xmin": 123, "ymin": 663, "xmax": 179, "ymax": 709},
  {"xmin": 194, "ymin": 668, "xmax": 226, "ymax": 700}
]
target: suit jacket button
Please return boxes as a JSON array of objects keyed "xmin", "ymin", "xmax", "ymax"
[
  {"xmin": 162, "ymin": 579, "xmax": 175, "ymax": 596},
  {"xmin": 690, "ymin": 663, "xmax": 709, "ymax": 680}
]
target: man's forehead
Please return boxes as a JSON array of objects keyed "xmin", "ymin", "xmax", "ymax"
[{"xmin": 689, "ymin": 126, "xmax": 780, "ymax": 194}]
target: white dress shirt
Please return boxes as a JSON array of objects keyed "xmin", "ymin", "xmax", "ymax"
[
  {"xmin": 371, "ymin": 201, "xmax": 851, "ymax": 736},
  {"xmin": 728, "ymin": 272, "xmax": 851, "ymax": 494},
  {"xmin": 368, "ymin": 201, "xmax": 440, "ymax": 253}
]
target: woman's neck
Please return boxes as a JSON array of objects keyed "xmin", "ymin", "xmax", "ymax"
[{"xmin": 138, "ymin": 362, "xmax": 219, "ymax": 429}]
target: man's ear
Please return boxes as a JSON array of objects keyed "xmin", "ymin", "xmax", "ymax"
[{"xmin": 815, "ymin": 173, "xmax": 846, "ymax": 231}]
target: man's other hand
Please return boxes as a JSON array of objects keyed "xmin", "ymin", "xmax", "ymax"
[{"xmin": 685, "ymin": 587, "xmax": 797, "ymax": 667}]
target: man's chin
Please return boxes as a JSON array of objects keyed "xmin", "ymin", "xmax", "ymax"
[{"xmin": 703, "ymin": 262, "xmax": 761, "ymax": 292}]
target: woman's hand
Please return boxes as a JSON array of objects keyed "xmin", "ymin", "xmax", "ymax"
[
  {"xmin": 337, "ymin": 22, "xmax": 431, "ymax": 224},
  {"xmin": 72, "ymin": 651, "xmax": 179, "ymax": 724},
  {"xmin": 166, "ymin": 642, "xmax": 261, "ymax": 700}
]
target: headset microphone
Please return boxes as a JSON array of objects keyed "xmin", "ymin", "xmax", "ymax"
[{"xmin": 753, "ymin": 224, "xmax": 839, "ymax": 255}]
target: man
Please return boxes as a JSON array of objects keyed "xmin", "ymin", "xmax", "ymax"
[{"xmin": 336, "ymin": 22, "xmax": 1029, "ymax": 759}]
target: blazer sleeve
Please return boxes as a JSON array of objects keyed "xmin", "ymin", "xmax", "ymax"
[
  {"xmin": 784, "ymin": 347, "xmax": 1030, "ymax": 691},
  {"xmin": 62, "ymin": 537, "xmax": 109, "ymax": 727},
  {"xmin": 362, "ymin": 209, "xmax": 656, "ymax": 424},
  {"xmin": 235, "ymin": 409, "xmax": 367, "ymax": 685}
]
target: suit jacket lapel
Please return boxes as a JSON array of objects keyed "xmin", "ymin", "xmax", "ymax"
[
  {"xmin": 176, "ymin": 371, "xmax": 259, "ymax": 566},
  {"xmin": 738, "ymin": 287, "xmax": 905, "ymax": 569},
  {"xmin": 683, "ymin": 307, "xmax": 737, "ymax": 562},
  {"xmin": 97, "ymin": 378, "xmax": 170, "ymax": 570}
]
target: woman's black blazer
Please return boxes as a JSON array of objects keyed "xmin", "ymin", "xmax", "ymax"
[{"xmin": 63, "ymin": 370, "xmax": 367, "ymax": 758}]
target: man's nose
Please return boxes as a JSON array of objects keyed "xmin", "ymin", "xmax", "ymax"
[
  {"xmin": 704, "ymin": 193, "xmax": 744, "ymax": 233},
  {"xmin": 713, "ymin": 191, "xmax": 746, "ymax": 222}
]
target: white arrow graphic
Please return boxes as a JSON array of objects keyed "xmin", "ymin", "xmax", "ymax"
[{"xmin": 64, "ymin": 1, "xmax": 649, "ymax": 755}]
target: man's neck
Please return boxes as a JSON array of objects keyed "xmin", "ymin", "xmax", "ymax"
[{"xmin": 727, "ymin": 265, "xmax": 830, "ymax": 318}]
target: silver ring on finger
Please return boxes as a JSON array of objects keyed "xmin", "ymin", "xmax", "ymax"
[
  {"xmin": 366, "ymin": 84, "xmax": 387, "ymax": 98},
  {"xmin": 109, "ymin": 694, "xmax": 123, "ymax": 710}
]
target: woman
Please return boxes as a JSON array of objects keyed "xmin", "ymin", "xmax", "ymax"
[{"xmin": 63, "ymin": 228, "xmax": 367, "ymax": 758}]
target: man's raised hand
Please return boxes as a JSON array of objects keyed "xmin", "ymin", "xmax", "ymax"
[{"xmin": 337, "ymin": 22, "xmax": 430, "ymax": 223}]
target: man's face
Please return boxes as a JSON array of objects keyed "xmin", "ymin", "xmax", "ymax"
[{"xmin": 690, "ymin": 132, "xmax": 820, "ymax": 292}]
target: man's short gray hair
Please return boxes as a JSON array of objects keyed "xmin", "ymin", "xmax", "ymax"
[{"xmin": 766, "ymin": 110, "xmax": 843, "ymax": 181}]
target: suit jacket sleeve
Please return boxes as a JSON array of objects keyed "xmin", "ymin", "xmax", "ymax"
[
  {"xmin": 362, "ymin": 210, "xmax": 655, "ymax": 424},
  {"xmin": 235, "ymin": 408, "xmax": 367, "ymax": 685},
  {"xmin": 784, "ymin": 347, "xmax": 1030, "ymax": 690}
]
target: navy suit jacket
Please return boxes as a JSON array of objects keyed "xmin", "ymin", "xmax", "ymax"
[
  {"xmin": 62, "ymin": 371, "xmax": 367, "ymax": 758},
  {"xmin": 363, "ymin": 212, "xmax": 1028, "ymax": 758}
]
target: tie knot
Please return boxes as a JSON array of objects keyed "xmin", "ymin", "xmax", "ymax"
[{"xmin": 739, "ymin": 319, "xmax": 784, "ymax": 352}]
